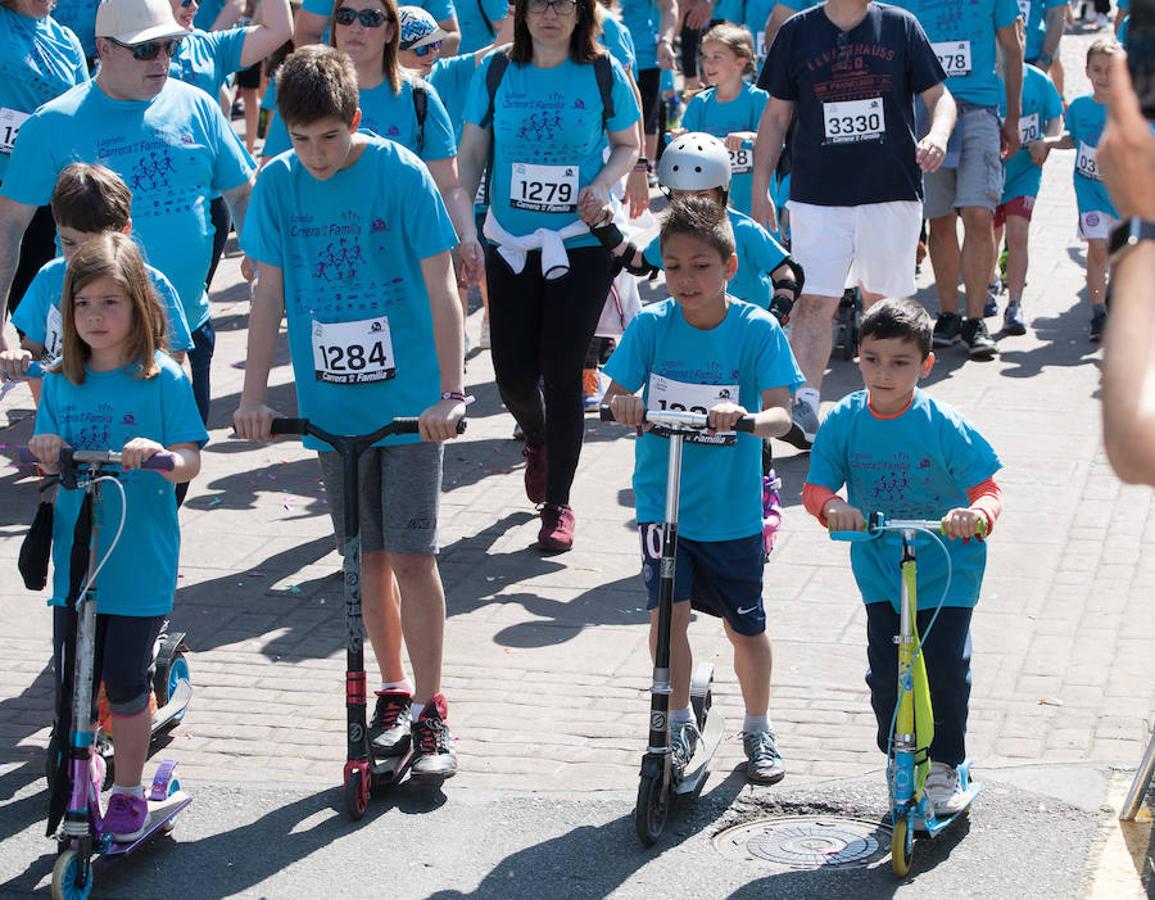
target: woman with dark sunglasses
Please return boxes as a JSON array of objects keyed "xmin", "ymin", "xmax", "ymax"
[
  {"xmin": 0, "ymin": 0, "xmax": 88, "ymax": 327},
  {"xmin": 457, "ymin": 0, "xmax": 641, "ymax": 551}
]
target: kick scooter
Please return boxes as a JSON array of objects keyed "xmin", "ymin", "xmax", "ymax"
[
  {"xmin": 33, "ymin": 447, "xmax": 191, "ymax": 900},
  {"xmin": 601, "ymin": 407, "xmax": 755, "ymax": 846},
  {"xmin": 270, "ymin": 416, "xmax": 466, "ymax": 820},
  {"xmin": 830, "ymin": 512, "xmax": 985, "ymax": 876}
]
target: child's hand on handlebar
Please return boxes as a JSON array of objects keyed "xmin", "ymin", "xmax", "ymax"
[
  {"xmin": 824, "ymin": 497, "xmax": 866, "ymax": 533},
  {"xmin": 707, "ymin": 401, "xmax": 747, "ymax": 434},
  {"xmin": 420, "ymin": 397, "xmax": 467, "ymax": 442},
  {"xmin": 943, "ymin": 507, "xmax": 986, "ymax": 541},
  {"xmin": 120, "ymin": 437, "xmax": 166, "ymax": 471},
  {"xmin": 233, "ymin": 402, "xmax": 276, "ymax": 442},
  {"xmin": 609, "ymin": 394, "xmax": 646, "ymax": 427},
  {"xmin": 0, "ymin": 347, "xmax": 33, "ymax": 381},
  {"xmin": 28, "ymin": 433, "xmax": 65, "ymax": 473}
]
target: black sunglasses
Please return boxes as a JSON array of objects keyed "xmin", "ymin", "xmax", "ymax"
[
  {"xmin": 108, "ymin": 36, "xmax": 183, "ymax": 60},
  {"xmin": 334, "ymin": 6, "xmax": 391, "ymax": 27}
]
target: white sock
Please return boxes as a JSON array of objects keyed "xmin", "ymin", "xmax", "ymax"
[
  {"xmin": 380, "ymin": 679, "xmax": 413, "ymax": 695},
  {"xmin": 111, "ymin": 783, "xmax": 145, "ymax": 798},
  {"xmin": 743, "ymin": 714, "xmax": 770, "ymax": 734},
  {"xmin": 796, "ymin": 387, "xmax": 820, "ymax": 412},
  {"xmin": 410, "ymin": 703, "xmax": 425, "ymax": 722},
  {"xmin": 670, "ymin": 706, "xmax": 694, "ymax": 726}
]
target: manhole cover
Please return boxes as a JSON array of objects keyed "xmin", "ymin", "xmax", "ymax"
[{"xmin": 714, "ymin": 815, "xmax": 890, "ymax": 870}]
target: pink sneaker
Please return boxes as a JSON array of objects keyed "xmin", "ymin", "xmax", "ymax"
[
  {"xmin": 538, "ymin": 503, "xmax": 575, "ymax": 552},
  {"xmin": 104, "ymin": 791, "xmax": 149, "ymax": 842},
  {"xmin": 522, "ymin": 443, "xmax": 547, "ymax": 505}
]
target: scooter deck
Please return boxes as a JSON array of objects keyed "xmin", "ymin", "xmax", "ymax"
[
  {"xmin": 371, "ymin": 748, "xmax": 414, "ymax": 789},
  {"xmin": 913, "ymin": 764, "xmax": 982, "ymax": 835},
  {"xmin": 674, "ymin": 710, "xmax": 724, "ymax": 796},
  {"xmin": 102, "ymin": 792, "xmax": 191, "ymax": 857}
]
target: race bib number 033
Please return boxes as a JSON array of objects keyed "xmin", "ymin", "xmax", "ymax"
[
  {"xmin": 647, "ymin": 374, "xmax": 740, "ymax": 446},
  {"xmin": 312, "ymin": 316, "xmax": 396, "ymax": 384},
  {"xmin": 823, "ymin": 98, "xmax": 885, "ymax": 144},
  {"xmin": 729, "ymin": 146, "xmax": 754, "ymax": 175},
  {"xmin": 510, "ymin": 162, "xmax": 579, "ymax": 213},
  {"xmin": 1076, "ymin": 141, "xmax": 1102, "ymax": 181},
  {"xmin": 0, "ymin": 107, "xmax": 30, "ymax": 154},
  {"xmin": 932, "ymin": 41, "xmax": 972, "ymax": 77}
]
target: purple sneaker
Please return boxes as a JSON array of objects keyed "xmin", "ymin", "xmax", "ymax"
[{"xmin": 104, "ymin": 792, "xmax": 149, "ymax": 842}]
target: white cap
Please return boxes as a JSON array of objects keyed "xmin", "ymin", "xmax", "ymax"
[
  {"xmin": 398, "ymin": 6, "xmax": 447, "ymax": 50},
  {"xmin": 95, "ymin": 0, "xmax": 187, "ymax": 44}
]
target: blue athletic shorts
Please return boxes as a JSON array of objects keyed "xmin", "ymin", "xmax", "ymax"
[{"xmin": 638, "ymin": 524, "xmax": 766, "ymax": 635}]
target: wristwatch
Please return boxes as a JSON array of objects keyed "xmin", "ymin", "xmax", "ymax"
[{"xmin": 1108, "ymin": 217, "xmax": 1155, "ymax": 262}]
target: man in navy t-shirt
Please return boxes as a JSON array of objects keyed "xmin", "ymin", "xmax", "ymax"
[{"xmin": 751, "ymin": 0, "xmax": 955, "ymax": 449}]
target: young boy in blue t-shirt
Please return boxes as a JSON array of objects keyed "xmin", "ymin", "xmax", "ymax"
[
  {"xmin": 802, "ymin": 299, "xmax": 1003, "ymax": 816},
  {"xmin": 233, "ymin": 45, "xmax": 468, "ymax": 778},
  {"xmin": 602, "ymin": 196, "xmax": 804, "ymax": 785}
]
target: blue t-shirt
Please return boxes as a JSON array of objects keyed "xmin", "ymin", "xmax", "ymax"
[
  {"xmin": 462, "ymin": 52, "xmax": 640, "ymax": 248},
  {"xmin": 643, "ymin": 208, "xmax": 788, "ymax": 311},
  {"xmin": 806, "ymin": 389, "xmax": 1001, "ymax": 610},
  {"xmin": 194, "ymin": 0, "xmax": 227, "ymax": 31},
  {"xmin": 1, "ymin": 79, "xmax": 256, "ymax": 331},
  {"xmin": 457, "ymin": 0, "xmax": 507, "ymax": 53},
  {"xmin": 1022, "ymin": 0, "xmax": 1065, "ymax": 61},
  {"xmin": 715, "ymin": 0, "xmax": 776, "ymax": 64},
  {"xmin": 759, "ymin": 2, "xmax": 944, "ymax": 206},
  {"xmin": 170, "ymin": 27, "xmax": 249, "ymax": 98},
  {"xmin": 601, "ymin": 13, "xmax": 639, "ymax": 78},
  {"xmin": 619, "ymin": 0, "xmax": 661, "ymax": 70},
  {"xmin": 11, "ymin": 256, "xmax": 193, "ymax": 358},
  {"xmin": 603, "ymin": 298, "xmax": 804, "ymax": 540},
  {"xmin": 0, "ymin": 6, "xmax": 88, "ymax": 182},
  {"xmin": 999, "ymin": 63, "xmax": 1062, "ymax": 202},
  {"xmin": 893, "ymin": 0, "xmax": 1019, "ymax": 108},
  {"xmin": 1065, "ymin": 94, "xmax": 1116, "ymax": 217},
  {"xmin": 47, "ymin": 0, "xmax": 98, "ymax": 59},
  {"xmin": 35, "ymin": 353, "xmax": 209, "ymax": 616},
  {"xmin": 241, "ymin": 137, "xmax": 458, "ymax": 451},
  {"xmin": 430, "ymin": 53, "xmax": 482, "ymax": 144},
  {"xmin": 263, "ymin": 76, "xmax": 458, "ymax": 161},
  {"xmin": 681, "ymin": 83, "xmax": 769, "ymax": 217}
]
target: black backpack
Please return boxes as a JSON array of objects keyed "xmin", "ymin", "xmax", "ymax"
[{"xmin": 412, "ymin": 79, "xmax": 428, "ymax": 155}]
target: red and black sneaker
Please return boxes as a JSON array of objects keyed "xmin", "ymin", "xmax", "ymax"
[
  {"xmin": 537, "ymin": 503, "xmax": 575, "ymax": 552},
  {"xmin": 410, "ymin": 693, "xmax": 457, "ymax": 779},
  {"xmin": 369, "ymin": 690, "xmax": 411, "ymax": 756},
  {"xmin": 522, "ymin": 442, "xmax": 547, "ymax": 505}
]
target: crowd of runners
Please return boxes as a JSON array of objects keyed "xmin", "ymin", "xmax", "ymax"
[{"xmin": 0, "ymin": 0, "xmax": 1140, "ymax": 843}]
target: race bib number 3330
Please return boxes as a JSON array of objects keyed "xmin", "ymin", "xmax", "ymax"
[
  {"xmin": 823, "ymin": 97, "xmax": 885, "ymax": 144},
  {"xmin": 510, "ymin": 163, "xmax": 579, "ymax": 213},
  {"xmin": 312, "ymin": 316, "xmax": 396, "ymax": 384}
]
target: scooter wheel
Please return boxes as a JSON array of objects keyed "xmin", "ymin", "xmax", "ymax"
[
  {"xmin": 891, "ymin": 817, "xmax": 913, "ymax": 877},
  {"xmin": 156, "ymin": 652, "xmax": 191, "ymax": 731},
  {"xmin": 343, "ymin": 769, "xmax": 368, "ymax": 821},
  {"xmin": 51, "ymin": 849, "xmax": 92, "ymax": 900},
  {"xmin": 634, "ymin": 772, "xmax": 668, "ymax": 847},
  {"xmin": 160, "ymin": 777, "xmax": 182, "ymax": 835}
]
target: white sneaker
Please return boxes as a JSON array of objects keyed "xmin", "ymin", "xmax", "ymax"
[{"xmin": 924, "ymin": 761, "xmax": 967, "ymax": 816}]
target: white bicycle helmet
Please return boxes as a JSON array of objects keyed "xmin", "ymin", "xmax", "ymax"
[{"xmin": 657, "ymin": 132, "xmax": 732, "ymax": 193}]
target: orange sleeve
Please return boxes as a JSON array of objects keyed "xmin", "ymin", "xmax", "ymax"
[
  {"xmin": 803, "ymin": 482, "xmax": 839, "ymax": 528},
  {"xmin": 966, "ymin": 477, "xmax": 1003, "ymax": 536}
]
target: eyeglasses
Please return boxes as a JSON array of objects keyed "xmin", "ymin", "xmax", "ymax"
[
  {"xmin": 526, "ymin": 0, "xmax": 578, "ymax": 15},
  {"xmin": 413, "ymin": 39, "xmax": 442, "ymax": 56},
  {"xmin": 334, "ymin": 6, "xmax": 391, "ymax": 27},
  {"xmin": 179, "ymin": 0, "xmax": 194, "ymax": 7},
  {"xmin": 107, "ymin": 36, "xmax": 183, "ymax": 60}
]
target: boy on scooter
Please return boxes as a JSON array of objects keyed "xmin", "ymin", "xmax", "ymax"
[
  {"xmin": 802, "ymin": 299, "xmax": 1003, "ymax": 814},
  {"xmin": 602, "ymin": 196, "xmax": 803, "ymax": 784},
  {"xmin": 232, "ymin": 45, "xmax": 467, "ymax": 777}
]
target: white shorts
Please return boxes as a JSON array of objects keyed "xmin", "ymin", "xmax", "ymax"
[
  {"xmin": 788, "ymin": 199, "xmax": 923, "ymax": 299},
  {"xmin": 1077, "ymin": 210, "xmax": 1118, "ymax": 242}
]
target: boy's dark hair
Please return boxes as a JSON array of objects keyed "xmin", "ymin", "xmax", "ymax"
[
  {"xmin": 859, "ymin": 298, "xmax": 933, "ymax": 358},
  {"xmin": 50, "ymin": 163, "xmax": 132, "ymax": 233},
  {"xmin": 659, "ymin": 195, "xmax": 736, "ymax": 260},
  {"xmin": 276, "ymin": 45, "xmax": 359, "ymax": 129}
]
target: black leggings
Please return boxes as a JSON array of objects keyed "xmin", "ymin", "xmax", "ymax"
[
  {"xmin": 486, "ymin": 245, "xmax": 614, "ymax": 506},
  {"xmin": 205, "ymin": 195, "xmax": 231, "ymax": 292},
  {"xmin": 637, "ymin": 67, "xmax": 662, "ymax": 136},
  {"xmin": 7, "ymin": 203, "xmax": 57, "ymax": 318}
]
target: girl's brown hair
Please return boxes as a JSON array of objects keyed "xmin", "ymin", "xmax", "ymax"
[
  {"xmin": 329, "ymin": 0, "xmax": 403, "ymax": 93},
  {"xmin": 55, "ymin": 232, "xmax": 168, "ymax": 384},
  {"xmin": 701, "ymin": 22, "xmax": 756, "ymax": 78},
  {"xmin": 510, "ymin": 0, "xmax": 604, "ymax": 65}
]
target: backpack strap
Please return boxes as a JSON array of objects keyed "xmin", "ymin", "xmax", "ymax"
[
  {"xmin": 412, "ymin": 81, "xmax": 428, "ymax": 156},
  {"xmin": 592, "ymin": 53, "xmax": 615, "ymax": 132},
  {"xmin": 480, "ymin": 50, "xmax": 512, "ymax": 207}
]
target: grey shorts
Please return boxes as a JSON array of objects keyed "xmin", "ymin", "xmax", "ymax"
[
  {"xmin": 317, "ymin": 441, "xmax": 443, "ymax": 556},
  {"xmin": 923, "ymin": 104, "xmax": 1003, "ymax": 219}
]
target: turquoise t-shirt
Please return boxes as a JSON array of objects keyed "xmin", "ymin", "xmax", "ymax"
[
  {"xmin": 241, "ymin": 137, "xmax": 458, "ymax": 451},
  {"xmin": 714, "ymin": 0, "xmax": 777, "ymax": 64},
  {"xmin": 999, "ymin": 63, "xmax": 1062, "ymax": 202},
  {"xmin": 643, "ymin": 208, "xmax": 788, "ymax": 311},
  {"xmin": 263, "ymin": 76, "xmax": 457, "ymax": 161},
  {"xmin": 806, "ymin": 389, "xmax": 1001, "ymax": 610},
  {"xmin": 457, "ymin": 0, "xmax": 507, "ymax": 53},
  {"xmin": 11, "ymin": 257, "xmax": 193, "ymax": 358},
  {"xmin": 681, "ymin": 84, "xmax": 769, "ymax": 217},
  {"xmin": 462, "ymin": 52, "xmax": 641, "ymax": 249},
  {"xmin": 894, "ymin": 0, "xmax": 1019, "ymax": 107},
  {"xmin": 430, "ymin": 53, "xmax": 482, "ymax": 144},
  {"xmin": 194, "ymin": 0, "xmax": 227, "ymax": 30},
  {"xmin": 603, "ymin": 297, "xmax": 804, "ymax": 541},
  {"xmin": 47, "ymin": 0, "xmax": 98, "ymax": 59},
  {"xmin": 601, "ymin": 13, "xmax": 639, "ymax": 78},
  {"xmin": 1, "ymin": 79, "xmax": 256, "ymax": 331},
  {"xmin": 1021, "ymin": 0, "xmax": 1065, "ymax": 61},
  {"xmin": 35, "ymin": 353, "xmax": 209, "ymax": 616},
  {"xmin": 170, "ymin": 27, "xmax": 249, "ymax": 98},
  {"xmin": 619, "ymin": 0, "xmax": 661, "ymax": 70},
  {"xmin": 0, "ymin": 5, "xmax": 88, "ymax": 182},
  {"xmin": 1065, "ymin": 95, "xmax": 1116, "ymax": 217}
]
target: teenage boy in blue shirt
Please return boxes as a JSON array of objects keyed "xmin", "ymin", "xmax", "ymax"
[{"xmin": 603, "ymin": 196, "xmax": 804, "ymax": 785}]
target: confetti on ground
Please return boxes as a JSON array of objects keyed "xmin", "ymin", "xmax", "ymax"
[
  {"xmin": 1038, "ymin": 697, "xmax": 1064, "ymax": 706},
  {"xmin": 208, "ymin": 497, "xmax": 223, "ymax": 508},
  {"xmin": 231, "ymin": 361, "xmax": 246, "ymax": 369},
  {"xmin": 246, "ymin": 570, "xmax": 266, "ymax": 578}
]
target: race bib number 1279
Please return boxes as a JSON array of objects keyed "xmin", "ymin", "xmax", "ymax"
[{"xmin": 510, "ymin": 163, "xmax": 579, "ymax": 213}]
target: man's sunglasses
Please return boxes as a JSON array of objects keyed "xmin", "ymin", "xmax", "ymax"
[
  {"xmin": 334, "ymin": 6, "xmax": 392, "ymax": 27},
  {"xmin": 107, "ymin": 37, "xmax": 183, "ymax": 60},
  {"xmin": 413, "ymin": 40, "xmax": 443, "ymax": 57}
]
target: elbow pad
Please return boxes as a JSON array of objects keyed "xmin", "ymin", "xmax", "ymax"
[{"xmin": 770, "ymin": 258, "xmax": 805, "ymax": 324}]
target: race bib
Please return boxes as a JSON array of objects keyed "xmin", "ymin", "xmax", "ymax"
[
  {"xmin": 823, "ymin": 98, "xmax": 885, "ymax": 144},
  {"xmin": 0, "ymin": 107, "xmax": 30, "ymax": 154},
  {"xmin": 510, "ymin": 162, "xmax": 579, "ymax": 213},
  {"xmin": 1019, "ymin": 112, "xmax": 1040, "ymax": 144},
  {"xmin": 932, "ymin": 41, "xmax": 972, "ymax": 77},
  {"xmin": 45, "ymin": 305, "xmax": 63, "ymax": 359},
  {"xmin": 1076, "ymin": 141, "xmax": 1101, "ymax": 181},
  {"xmin": 311, "ymin": 316, "xmax": 396, "ymax": 384},
  {"xmin": 1017, "ymin": 0, "xmax": 1031, "ymax": 21},
  {"xmin": 474, "ymin": 166, "xmax": 488, "ymax": 206},
  {"xmin": 647, "ymin": 374, "xmax": 740, "ymax": 446},
  {"xmin": 755, "ymin": 29, "xmax": 767, "ymax": 63},
  {"xmin": 729, "ymin": 146, "xmax": 754, "ymax": 175}
]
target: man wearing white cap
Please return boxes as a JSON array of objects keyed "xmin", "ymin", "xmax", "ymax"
[{"xmin": 0, "ymin": 0, "xmax": 255, "ymax": 425}]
